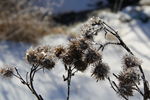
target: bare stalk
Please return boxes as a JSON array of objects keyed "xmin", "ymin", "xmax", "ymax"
[{"xmin": 13, "ymin": 65, "xmax": 44, "ymax": 100}]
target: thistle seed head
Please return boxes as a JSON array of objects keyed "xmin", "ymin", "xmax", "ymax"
[
  {"xmin": 78, "ymin": 39, "xmax": 89, "ymax": 50},
  {"xmin": 65, "ymin": 42, "xmax": 83, "ymax": 61},
  {"xmin": 81, "ymin": 17, "xmax": 103, "ymax": 40},
  {"xmin": 84, "ymin": 48, "xmax": 101, "ymax": 64},
  {"xmin": 74, "ymin": 60, "xmax": 88, "ymax": 72},
  {"xmin": 25, "ymin": 45, "xmax": 56, "ymax": 69},
  {"xmin": 118, "ymin": 68, "xmax": 140, "ymax": 85},
  {"xmin": 54, "ymin": 45, "xmax": 66, "ymax": 58},
  {"xmin": 92, "ymin": 62, "xmax": 110, "ymax": 81},
  {"xmin": 36, "ymin": 45, "xmax": 51, "ymax": 53},
  {"xmin": 0, "ymin": 67, "xmax": 14, "ymax": 78},
  {"xmin": 122, "ymin": 54, "xmax": 142, "ymax": 68},
  {"xmin": 118, "ymin": 83, "xmax": 134, "ymax": 97},
  {"xmin": 25, "ymin": 48, "xmax": 38, "ymax": 64},
  {"xmin": 40, "ymin": 56, "xmax": 55, "ymax": 70},
  {"xmin": 62, "ymin": 54, "xmax": 74, "ymax": 65}
]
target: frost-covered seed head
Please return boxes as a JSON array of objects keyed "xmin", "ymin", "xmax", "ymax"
[
  {"xmin": 36, "ymin": 45, "xmax": 51, "ymax": 53},
  {"xmin": 54, "ymin": 46, "xmax": 66, "ymax": 58},
  {"xmin": 25, "ymin": 48, "xmax": 38, "ymax": 64},
  {"xmin": 25, "ymin": 45, "xmax": 56, "ymax": 69},
  {"xmin": 118, "ymin": 83, "xmax": 133, "ymax": 97},
  {"xmin": 0, "ymin": 67, "xmax": 14, "ymax": 78},
  {"xmin": 92, "ymin": 62, "xmax": 110, "ymax": 81},
  {"xmin": 89, "ymin": 17, "xmax": 102, "ymax": 25},
  {"xmin": 73, "ymin": 60, "xmax": 88, "ymax": 72},
  {"xmin": 62, "ymin": 54, "xmax": 74, "ymax": 65},
  {"xmin": 81, "ymin": 17, "xmax": 103, "ymax": 40},
  {"xmin": 122, "ymin": 54, "xmax": 142, "ymax": 68},
  {"xmin": 66, "ymin": 42, "xmax": 83, "ymax": 60},
  {"xmin": 118, "ymin": 68, "xmax": 140, "ymax": 85},
  {"xmin": 40, "ymin": 57, "xmax": 55, "ymax": 70},
  {"xmin": 84, "ymin": 48, "xmax": 101, "ymax": 64}
]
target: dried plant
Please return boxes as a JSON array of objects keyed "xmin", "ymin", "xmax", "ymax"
[
  {"xmin": 0, "ymin": 0, "xmax": 66, "ymax": 43},
  {"xmin": 1, "ymin": 17, "xmax": 150, "ymax": 100}
]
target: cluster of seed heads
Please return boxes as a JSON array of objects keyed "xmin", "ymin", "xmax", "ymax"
[
  {"xmin": 25, "ymin": 45, "xmax": 55, "ymax": 70},
  {"xmin": 117, "ymin": 54, "xmax": 142, "ymax": 97},
  {"xmin": 123, "ymin": 54, "xmax": 142, "ymax": 69},
  {"xmin": 0, "ymin": 17, "xmax": 144, "ymax": 100}
]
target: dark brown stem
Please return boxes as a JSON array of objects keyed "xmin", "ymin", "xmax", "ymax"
[
  {"xmin": 14, "ymin": 66, "xmax": 44, "ymax": 100},
  {"xmin": 29, "ymin": 66, "xmax": 43, "ymax": 100},
  {"xmin": 67, "ymin": 65, "xmax": 72, "ymax": 100},
  {"xmin": 107, "ymin": 77, "xmax": 128, "ymax": 100},
  {"xmin": 102, "ymin": 21, "xmax": 149, "ymax": 99}
]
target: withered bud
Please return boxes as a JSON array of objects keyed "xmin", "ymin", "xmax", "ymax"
[
  {"xmin": 25, "ymin": 48, "xmax": 38, "ymax": 64},
  {"xmin": 118, "ymin": 68, "xmax": 140, "ymax": 85},
  {"xmin": 70, "ymin": 38, "xmax": 89, "ymax": 50},
  {"xmin": 36, "ymin": 45, "xmax": 51, "ymax": 53},
  {"xmin": 81, "ymin": 24, "xmax": 94, "ymax": 40},
  {"xmin": 40, "ymin": 56, "xmax": 55, "ymax": 70},
  {"xmin": 81, "ymin": 17, "xmax": 103, "ymax": 40},
  {"xmin": 0, "ymin": 67, "xmax": 14, "ymax": 78},
  {"xmin": 123, "ymin": 54, "xmax": 142, "ymax": 68},
  {"xmin": 54, "ymin": 46, "xmax": 66, "ymax": 58},
  {"xmin": 67, "ymin": 44, "xmax": 83, "ymax": 60},
  {"xmin": 25, "ymin": 45, "xmax": 53, "ymax": 65},
  {"xmin": 92, "ymin": 62, "xmax": 110, "ymax": 81},
  {"xmin": 78, "ymin": 39, "xmax": 89, "ymax": 50},
  {"xmin": 118, "ymin": 83, "xmax": 134, "ymax": 97},
  {"xmin": 62, "ymin": 54, "xmax": 74, "ymax": 65},
  {"xmin": 89, "ymin": 17, "xmax": 102, "ymax": 25},
  {"xmin": 84, "ymin": 48, "xmax": 101, "ymax": 64},
  {"xmin": 74, "ymin": 60, "xmax": 88, "ymax": 72}
]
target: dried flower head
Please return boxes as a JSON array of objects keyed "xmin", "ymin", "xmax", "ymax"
[
  {"xmin": 40, "ymin": 56, "xmax": 55, "ymax": 70},
  {"xmin": 74, "ymin": 60, "xmax": 88, "ymax": 72},
  {"xmin": 118, "ymin": 68, "xmax": 140, "ymax": 85},
  {"xmin": 81, "ymin": 17, "xmax": 103, "ymax": 40},
  {"xmin": 62, "ymin": 54, "xmax": 74, "ymax": 65},
  {"xmin": 78, "ymin": 39, "xmax": 89, "ymax": 50},
  {"xmin": 25, "ymin": 45, "xmax": 56, "ymax": 69},
  {"xmin": 70, "ymin": 38, "xmax": 90, "ymax": 50},
  {"xmin": 54, "ymin": 46, "xmax": 66, "ymax": 58},
  {"xmin": 84, "ymin": 48, "xmax": 101, "ymax": 64},
  {"xmin": 122, "ymin": 54, "xmax": 142, "ymax": 68},
  {"xmin": 92, "ymin": 62, "xmax": 110, "ymax": 81},
  {"xmin": 118, "ymin": 83, "xmax": 134, "ymax": 97},
  {"xmin": 36, "ymin": 45, "xmax": 51, "ymax": 53},
  {"xmin": 0, "ymin": 67, "xmax": 14, "ymax": 78},
  {"xmin": 25, "ymin": 48, "xmax": 38, "ymax": 64},
  {"xmin": 89, "ymin": 17, "xmax": 103, "ymax": 25},
  {"xmin": 81, "ymin": 23, "xmax": 94, "ymax": 40},
  {"xmin": 62, "ymin": 42, "xmax": 83, "ymax": 65}
]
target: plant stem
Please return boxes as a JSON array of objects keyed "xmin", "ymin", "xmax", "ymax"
[{"xmin": 67, "ymin": 65, "xmax": 72, "ymax": 100}]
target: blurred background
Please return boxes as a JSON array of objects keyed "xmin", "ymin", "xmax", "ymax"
[{"xmin": 0, "ymin": 0, "xmax": 150, "ymax": 100}]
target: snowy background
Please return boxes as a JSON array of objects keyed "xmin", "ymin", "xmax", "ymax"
[{"xmin": 0, "ymin": 0, "xmax": 150, "ymax": 100}]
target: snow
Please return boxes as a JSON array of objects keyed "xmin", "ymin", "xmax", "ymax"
[
  {"xmin": 0, "ymin": 5, "xmax": 150, "ymax": 100},
  {"xmin": 32, "ymin": 0, "xmax": 108, "ymax": 14}
]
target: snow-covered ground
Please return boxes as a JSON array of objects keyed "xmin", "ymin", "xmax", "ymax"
[
  {"xmin": 0, "ymin": 5, "xmax": 150, "ymax": 100},
  {"xmin": 32, "ymin": 0, "xmax": 107, "ymax": 14}
]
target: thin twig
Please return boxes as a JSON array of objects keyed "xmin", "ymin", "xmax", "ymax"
[{"xmin": 67, "ymin": 65, "xmax": 72, "ymax": 100}]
